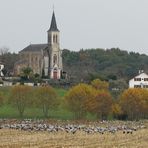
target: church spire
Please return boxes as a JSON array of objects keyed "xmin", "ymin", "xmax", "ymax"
[{"xmin": 48, "ymin": 11, "xmax": 59, "ymax": 32}]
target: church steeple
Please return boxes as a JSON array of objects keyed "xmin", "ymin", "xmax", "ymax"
[
  {"xmin": 48, "ymin": 11, "xmax": 59, "ymax": 32},
  {"xmin": 47, "ymin": 11, "xmax": 62, "ymax": 80}
]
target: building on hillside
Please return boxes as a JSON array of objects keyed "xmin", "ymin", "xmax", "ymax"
[
  {"xmin": 129, "ymin": 70, "xmax": 148, "ymax": 88},
  {"xmin": 0, "ymin": 62, "xmax": 4, "ymax": 77},
  {"xmin": 14, "ymin": 11, "xmax": 63, "ymax": 79}
]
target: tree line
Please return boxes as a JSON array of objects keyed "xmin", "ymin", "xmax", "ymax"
[
  {"xmin": 63, "ymin": 48, "xmax": 148, "ymax": 82},
  {"xmin": 1, "ymin": 47, "xmax": 148, "ymax": 82},
  {"xmin": 0, "ymin": 79, "xmax": 147, "ymax": 120}
]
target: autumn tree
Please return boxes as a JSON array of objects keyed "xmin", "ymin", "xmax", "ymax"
[
  {"xmin": 35, "ymin": 86, "xmax": 58, "ymax": 118},
  {"xmin": 142, "ymin": 90, "xmax": 148, "ymax": 118},
  {"xmin": 91, "ymin": 79, "xmax": 109, "ymax": 90},
  {"xmin": 119, "ymin": 88, "xmax": 148, "ymax": 120},
  {"xmin": 65, "ymin": 83, "xmax": 96, "ymax": 119},
  {"xmin": 86, "ymin": 90, "xmax": 113, "ymax": 120},
  {"xmin": 10, "ymin": 85, "xmax": 32, "ymax": 117},
  {"xmin": 111, "ymin": 103, "xmax": 123, "ymax": 119}
]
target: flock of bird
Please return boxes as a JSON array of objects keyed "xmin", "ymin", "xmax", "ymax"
[{"xmin": 0, "ymin": 119, "xmax": 146, "ymax": 135}]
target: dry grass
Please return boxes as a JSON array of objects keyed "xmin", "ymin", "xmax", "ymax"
[{"xmin": 0, "ymin": 128, "xmax": 148, "ymax": 148}]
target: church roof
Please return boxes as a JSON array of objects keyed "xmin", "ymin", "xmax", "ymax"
[
  {"xmin": 48, "ymin": 11, "xmax": 59, "ymax": 32},
  {"xmin": 20, "ymin": 44, "xmax": 48, "ymax": 53}
]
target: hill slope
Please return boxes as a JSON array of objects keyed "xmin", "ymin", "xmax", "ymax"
[{"xmin": 62, "ymin": 48, "xmax": 148, "ymax": 82}]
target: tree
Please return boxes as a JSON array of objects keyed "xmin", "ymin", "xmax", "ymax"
[
  {"xmin": 35, "ymin": 86, "xmax": 58, "ymax": 117},
  {"xmin": 21, "ymin": 67, "xmax": 33, "ymax": 80},
  {"xmin": 109, "ymin": 79, "xmax": 128, "ymax": 99},
  {"xmin": 10, "ymin": 85, "xmax": 32, "ymax": 117},
  {"xmin": 0, "ymin": 47, "xmax": 19, "ymax": 76},
  {"xmin": 119, "ymin": 88, "xmax": 148, "ymax": 120},
  {"xmin": 142, "ymin": 90, "xmax": 148, "ymax": 118},
  {"xmin": 86, "ymin": 90, "xmax": 113, "ymax": 120},
  {"xmin": 111, "ymin": 103, "xmax": 123, "ymax": 119},
  {"xmin": 91, "ymin": 79, "xmax": 109, "ymax": 90},
  {"xmin": 0, "ymin": 47, "xmax": 9, "ymax": 55},
  {"xmin": 65, "ymin": 83, "xmax": 96, "ymax": 119}
]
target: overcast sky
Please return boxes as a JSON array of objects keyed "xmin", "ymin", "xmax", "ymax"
[{"xmin": 0, "ymin": 0, "xmax": 148, "ymax": 54}]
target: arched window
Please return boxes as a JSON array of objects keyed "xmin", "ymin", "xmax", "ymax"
[
  {"xmin": 56, "ymin": 35, "xmax": 58, "ymax": 43},
  {"xmin": 53, "ymin": 35, "xmax": 56, "ymax": 43},
  {"xmin": 53, "ymin": 54, "xmax": 57, "ymax": 64}
]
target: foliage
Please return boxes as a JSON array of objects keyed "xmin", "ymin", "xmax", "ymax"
[
  {"xmin": 86, "ymin": 90, "xmax": 113, "ymax": 119},
  {"xmin": 119, "ymin": 88, "xmax": 148, "ymax": 120},
  {"xmin": 0, "ymin": 84, "xmax": 148, "ymax": 121},
  {"xmin": 65, "ymin": 83, "xmax": 96, "ymax": 119},
  {"xmin": 20, "ymin": 67, "xmax": 33, "ymax": 80},
  {"xmin": 111, "ymin": 103, "xmax": 123, "ymax": 119},
  {"xmin": 91, "ymin": 79, "xmax": 109, "ymax": 90},
  {"xmin": 35, "ymin": 86, "xmax": 58, "ymax": 117},
  {"xmin": 9, "ymin": 85, "xmax": 32, "ymax": 117},
  {"xmin": 109, "ymin": 79, "xmax": 128, "ymax": 99},
  {"xmin": 0, "ymin": 47, "xmax": 19, "ymax": 76},
  {"xmin": 62, "ymin": 48, "xmax": 148, "ymax": 83},
  {"xmin": 86, "ymin": 79, "xmax": 113, "ymax": 119}
]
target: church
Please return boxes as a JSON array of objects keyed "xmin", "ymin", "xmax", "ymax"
[{"xmin": 14, "ymin": 11, "xmax": 63, "ymax": 79}]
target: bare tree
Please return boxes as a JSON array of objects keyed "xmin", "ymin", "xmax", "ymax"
[{"xmin": 0, "ymin": 47, "xmax": 9, "ymax": 55}]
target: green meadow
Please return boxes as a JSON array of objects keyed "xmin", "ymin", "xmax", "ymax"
[{"xmin": 0, "ymin": 87, "xmax": 96, "ymax": 120}]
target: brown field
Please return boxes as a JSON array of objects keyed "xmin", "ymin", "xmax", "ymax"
[{"xmin": 0, "ymin": 128, "xmax": 148, "ymax": 148}]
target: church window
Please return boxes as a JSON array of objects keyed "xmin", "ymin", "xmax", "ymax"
[
  {"xmin": 56, "ymin": 35, "xmax": 58, "ymax": 43},
  {"xmin": 53, "ymin": 35, "xmax": 56, "ymax": 43},
  {"xmin": 53, "ymin": 54, "xmax": 57, "ymax": 64}
]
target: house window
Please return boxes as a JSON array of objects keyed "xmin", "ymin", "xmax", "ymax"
[
  {"xmin": 134, "ymin": 78, "xmax": 141, "ymax": 81},
  {"xmin": 144, "ymin": 78, "xmax": 148, "ymax": 81},
  {"xmin": 134, "ymin": 85, "xmax": 141, "ymax": 88},
  {"xmin": 143, "ymin": 85, "xmax": 148, "ymax": 88}
]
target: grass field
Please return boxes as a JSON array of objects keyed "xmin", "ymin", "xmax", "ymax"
[
  {"xmin": 0, "ymin": 87, "xmax": 72, "ymax": 119},
  {"xmin": 0, "ymin": 124, "xmax": 147, "ymax": 148},
  {"xmin": 0, "ymin": 87, "xmax": 97, "ymax": 120}
]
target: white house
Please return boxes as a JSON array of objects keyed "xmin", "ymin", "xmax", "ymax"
[
  {"xmin": 129, "ymin": 71, "xmax": 148, "ymax": 88},
  {"xmin": 0, "ymin": 63, "xmax": 4, "ymax": 77}
]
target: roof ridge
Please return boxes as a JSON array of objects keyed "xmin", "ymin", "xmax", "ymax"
[
  {"xmin": 20, "ymin": 44, "xmax": 48, "ymax": 52},
  {"xmin": 29, "ymin": 43, "xmax": 47, "ymax": 45}
]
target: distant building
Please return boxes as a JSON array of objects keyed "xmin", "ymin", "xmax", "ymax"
[
  {"xmin": 129, "ymin": 70, "xmax": 148, "ymax": 88},
  {"xmin": 0, "ymin": 62, "xmax": 4, "ymax": 77},
  {"xmin": 14, "ymin": 11, "xmax": 63, "ymax": 79}
]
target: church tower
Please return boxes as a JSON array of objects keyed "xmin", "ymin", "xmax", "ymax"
[{"xmin": 47, "ymin": 11, "xmax": 63, "ymax": 79}]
